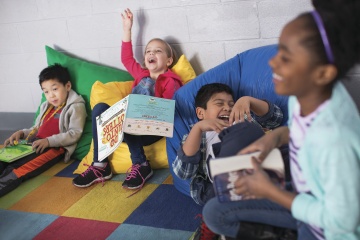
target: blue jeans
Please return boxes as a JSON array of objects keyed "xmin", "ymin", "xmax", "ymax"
[
  {"xmin": 203, "ymin": 197, "xmax": 318, "ymax": 239},
  {"xmin": 92, "ymin": 103, "xmax": 162, "ymax": 164}
]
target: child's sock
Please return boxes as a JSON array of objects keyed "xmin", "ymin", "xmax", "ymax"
[
  {"xmin": 93, "ymin": 162, "xmax": 107, "ymax": 168},
  {"xmin": 140, "ymin": 161, "xmax": 148, "ymax": 166}
]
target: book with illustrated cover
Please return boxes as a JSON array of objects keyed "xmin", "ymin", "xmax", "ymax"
[
  {"xmin": 96, "ymin": 94, "xmax": 175, "ymax": 162},
  {"xmin": 0, "ymin": 144, "xmax": 35, "ymax": 163},
  {"xmin": 209, "ymin": 148, "xmax": 284, "ymax": 202}
]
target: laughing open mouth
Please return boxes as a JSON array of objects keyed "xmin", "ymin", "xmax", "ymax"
[
  {"xmin": 218, "ymin": 115, "xmax": 229, "ymax": 121},
  {"xmin": 272, "ymin": 73, "xmax": 283, "ymax": 81}
]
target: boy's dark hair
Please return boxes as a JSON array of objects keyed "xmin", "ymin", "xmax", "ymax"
[
  {"xmin": 297, "ymin": 0, "xmax": 360, "ymax": 81},
  {"xmin": 39, "ymin": 63, "xmax": 71, "ymax": 86},
  {"xmin": 195, "ymin": 83, "xmax": 234, "ymax": 109}
]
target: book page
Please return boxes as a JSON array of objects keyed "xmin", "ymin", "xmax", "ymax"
[{"xmin": 123, "ymin": 94, "xmax": 175, "ymax": 137}]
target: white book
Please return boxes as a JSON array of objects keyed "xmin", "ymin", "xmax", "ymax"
[{"xmin": 209, "ymin": 148, "xmax": 284, "ymax": 202}]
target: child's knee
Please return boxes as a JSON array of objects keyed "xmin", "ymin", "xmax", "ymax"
[{"xmin": 92, "ymin": 103, "xmax": 110, "ymax": 117}]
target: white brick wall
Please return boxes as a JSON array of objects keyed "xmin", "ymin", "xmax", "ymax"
[{"xmin": 0, "ymin": 0, "xmax": 314, "ymax": 112}]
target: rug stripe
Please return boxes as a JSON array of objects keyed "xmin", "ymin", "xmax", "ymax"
[
  {"xmin": 9, "ymin": 177, "xmax": 94, "ymax": 215},
  {"xmin": 0, "ymin": 209, "xmax": 58, "ymax": 239},
  {"xmin": 33, "ymin": 216, "xmax": 119, "ymax": 240},
  {"xmin": 124, "ymin": 184, "xmax": 202, "ymax": 231},
  {"xmin": 108, "ymin": 224, "xmax": 193, "ymax": 240},
  {"xmin": 63, "ymin": 180, "xmax": 158, "ymax": 223},
  {"xmin": 55, "ymin": 160, "xmax": 81, "ymax": 178},
  {"xmin": 0, "ymin": 175, "xmax": 51, "ymax": 209}
]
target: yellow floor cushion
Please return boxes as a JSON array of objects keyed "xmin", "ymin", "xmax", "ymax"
[{"xmin": 73, "ymin": 80, "xmax": 169, "ymax": 174}]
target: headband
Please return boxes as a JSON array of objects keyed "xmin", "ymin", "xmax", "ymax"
[
  {"xmin": 164, "ymin": 41, "xmax": 174, "ymax": 59},
  {"xmin": 311, "ymin": 10, "xmax": 335, "ymax": 64}
]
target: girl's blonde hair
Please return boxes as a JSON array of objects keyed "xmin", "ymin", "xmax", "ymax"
[{"xmin": 144, "ymin": 38, "xmax": 177, "ymax": 69}]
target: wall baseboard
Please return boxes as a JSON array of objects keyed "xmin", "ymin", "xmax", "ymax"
[
  {"xmin": 0, "ymin": 112, "xmax": 35, "ymax": 143},
  {"xmin": 0, "ymin": 112, "xmax": 35, "ymax": 131}
]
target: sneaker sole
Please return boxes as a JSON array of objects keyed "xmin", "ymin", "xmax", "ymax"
[
  {"xmin": 73, "ymin": 172, "xmax": 113, "ymax": 188},
  {"xmin": 122, "ymin": 170, "xmax": 153, "ymax": 189}
]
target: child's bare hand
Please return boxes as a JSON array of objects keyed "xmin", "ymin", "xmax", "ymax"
[
  {"xmin": 196, "ymin": 119, "xmax": 230, "ymax": 133},
  {"xmin": 32, "ymin": 139, "xmax": 49, "ymax": 154},
  {"xmin": 4, "ymin": 130, "xmax": 24, "ymax": 147},
  {"xmin": 121, "ymin": 8, "xmax": 133, "ymax": 32},
  {"xmin": 233, "ymin": 157, "xmax": 275, "ymax": 199},
  {"xmin": 229, "ymin": 96, "xmax": 252, "ymax": 124}
]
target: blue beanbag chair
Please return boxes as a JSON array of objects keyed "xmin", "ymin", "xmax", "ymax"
[{"xmin": 166, "ymin": 44, "xmax": 289, "ymax": 197}]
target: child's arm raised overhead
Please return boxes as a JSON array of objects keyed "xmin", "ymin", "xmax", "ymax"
[
  {"xmin": 121, "ymin": 8, "xmax": 133, "ymax": 42},
  {"xmin": 120, "ymin": 8, "xmax": 145, "ymax": 80}
]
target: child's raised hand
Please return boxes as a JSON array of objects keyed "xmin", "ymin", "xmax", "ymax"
[
  {"xmin": 121, "ymin": 8, "xmax": 133, "ymax": 32},
  {"xmin": 229, "ymin": 96, "xmax": 252, "ymax": 124},
  {"xmin": 32, "ymin": 138, "xmax": 49, "ymax": 154},
  {"xmin": 196, "ymin": 119, "xmax": 230, "ymax": 133}
]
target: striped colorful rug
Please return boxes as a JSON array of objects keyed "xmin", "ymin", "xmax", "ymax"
[{"xmin": 0, "ymin": 160, "xmax": 201, "ymax": 239}]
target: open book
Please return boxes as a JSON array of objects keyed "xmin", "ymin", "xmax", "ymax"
[
  {"xmin": 96, "ymin": 94, "xmax": 175, "ymax": 162},
  {"xmin": 209, "ymin": 148, "xmax": 284, "ymax": 202},
  {"xmin": 0, "ymin": 144, "xmax": 35, "ymax": 163}
]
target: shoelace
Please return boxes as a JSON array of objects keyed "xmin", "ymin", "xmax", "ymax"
[
  {"xmin": 125, "ymin": 164, "xmax": 146, "ymax": 198},
  {"xmin": 125, "ymin": 164, "xmax": 144, "ymax": 180},
  {"xmin": 194, "ymin": 214, "xmax": 218, "ymax": 240},
  {"xmin": 82, "ymin": 164, "xmax": 106, "ymax": 186}
]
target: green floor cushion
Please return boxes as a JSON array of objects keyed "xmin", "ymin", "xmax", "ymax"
[{"xmin": 35, "ymin": 46, "xmax": 133, "ymax": 161}]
